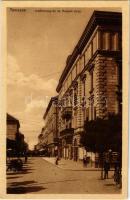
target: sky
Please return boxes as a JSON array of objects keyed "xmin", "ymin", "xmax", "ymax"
[{"xmin": 7, "ymin": 7, "xmax": 121, "ymax": 150}]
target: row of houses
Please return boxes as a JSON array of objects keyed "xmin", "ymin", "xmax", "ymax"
[{"xmin": 36, "ymin": 11, "xmax": 122, "ymax": 164}]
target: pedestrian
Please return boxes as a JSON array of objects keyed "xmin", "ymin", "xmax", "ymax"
[
  {"xmin": 83, "ymin": 155, "xmax": 87, "ymax": 167},
  {"xmin": 114, "ymin": 160, "xmax": 121, "ymax": 181},
  {"xmin": 104, "ymin": 159, "xmax": 110, "ymax": 179},
  {"xmin": 55, "ymin": 156, "xmax": 59, "ymax": 165},
  {"xmin": 114, "ymin": 160, "xmax": 120, "ymax": 173},
  {"xmin": 25, "ymin": 154, "xmax": 28, "ymax": 163}
]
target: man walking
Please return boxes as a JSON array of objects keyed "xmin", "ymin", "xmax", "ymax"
[{"xmin": 104, "ymin": 159, "xmax": 110, "ymax": 179}]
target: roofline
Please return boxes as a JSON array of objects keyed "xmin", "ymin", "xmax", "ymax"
[
  {"xmin": 7, "ymin": 113, "xmax": 20, "ymax": 127},
  {"xmin": 56, "ymin": 10, "xmax": 122, "ymax": 92},
  {"xmin": 43, "ymin": 96, "xmax": 58, "ymax": 120}
]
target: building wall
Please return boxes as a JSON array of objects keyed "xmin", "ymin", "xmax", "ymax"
[
  {"xmin": 7, "ymin": 124, "xmax": 17, "ymax": 141},
  {"xmin": 57, "ymin": 12, "xmax": 122, "ymax": 161},
  {"xmin": 43, "ymin": 99, "xmax": 58, "ymax": 150}
]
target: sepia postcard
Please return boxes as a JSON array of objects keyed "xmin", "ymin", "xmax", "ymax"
[{"xmin": 0, "ymin": 0, "xmax": 129, "ymax": 199}]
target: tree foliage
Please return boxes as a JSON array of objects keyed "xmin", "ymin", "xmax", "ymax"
[{"xmin": 80, "ymin": 114, "xmax": 122, "ymax": 153}]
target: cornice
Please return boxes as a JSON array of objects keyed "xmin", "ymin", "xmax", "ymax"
[{"xmin": 56, "ymin": 11, "xmax": 122, "ymax": 93}]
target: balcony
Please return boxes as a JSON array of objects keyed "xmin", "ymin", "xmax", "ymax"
[
  {"xmin": 60, "ymin": 128, "xmax": 74, "ymax": 144},
  {"xmin": 53, "ymin": 137, "xmax": 59, "ymax": 144},
  {"xmin": 61, "ymin": 107, "xmax": 72, "ymax": 119},
  {"xmin": 60, "ymin": 128, "xmax": 74, "ymax": 137}
]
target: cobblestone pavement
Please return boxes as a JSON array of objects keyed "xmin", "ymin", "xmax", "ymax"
[{"xmin": 7, "ymin": 157, "xmax": 121, "ymax": 194}]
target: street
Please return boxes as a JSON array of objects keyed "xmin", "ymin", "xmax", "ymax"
[{"xmin": 7, "ymin": 157, "xmax": 121, "ymax": 194}]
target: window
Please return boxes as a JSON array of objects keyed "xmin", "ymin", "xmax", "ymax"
[
  {"xmin": 90, "ymin": 101, "xmax": 96, "ymax": 120},
  {"xmin": 72, "ymin": 65, "xmax": 76, "ymax": 80},
  {"xmin": 73, "ymin": 86, "xmax": 78, "ymax": 107},
  {"xmin": 69, "ymin": 122, "xmax": 71, "ymax": 128},
  {"xmin": 91, "ymin": 42, "xmax": 93, "ymax": 56},
  {"xmin": 93, "ymin": 33, "xmax": 98, "ymax": 53},
  {"xmin": 69, "ymin": 92, "xmax": 73, "ymax": 106},
  {"xmin": 68, "ymin": 73, "xmax": 71, "ymax": 87},
  {"xmin": 106, "ymin": 32, "xmax": 110, "ymax": 50},
  {"xmin": 64, "ymin": 81, "xmax": 67, "ymax": 92},
  {"xmin": 101, "ymin": 32, "xmax": 107, "ymax": 50},
  {"xmin": 90, "ymin": 70, "xmax": 94, "ymax": 92},
  {"xmin": 86, "ymin": 107, "xmax": 89, "ymax": 121},
  {"xmin": 80, "ymin": 55, "xmax": 85, "ymax": 71},
  {"xmin": 91, "ymin": 103, "xmax": 93, "ymax": 120},
  {"xmin": 88, "ymin": 44, "xmax": 92, "ymax": 59},
  {"xmin": 118, "ymin": 33, "xmax": 122, "ymax": 50},
  {"xmin": 111, "ymin": 32, "xmax": 119, "ymax": 51},
  {"xmin": 75, "ymin": 64, "xmax": 77, "ymax": 76},
  {"xmin": 94, "ymin": 107, "xmax": 96, "ymax": 120},
  {"xmin": 74, "ymin": 92, "xmax": 77, "ymax": 106},
  {"xmin": 100, "ymin": 32, "xmax": 111, "ymax": 50},
  {"xmin": 97, "ymin": 31, "xmax": 101, "ymax": 49},
  {"xmin": 85, "ymin": 45, "xmax": 92, "ymax": 65},
  {"xmin": 65, "ymin": 79, "xmax": 68, "ymax": 90},
  {"xmin": 85, "ymin": 49, "xmax": 88, "ymax": 65},
  {"xmin": 77, "ymin": 60, "xmax": 80, "ymax": 75},
  {"xmin": 83, "ymin": 79, "xmax": 86, "ymax": 96}
]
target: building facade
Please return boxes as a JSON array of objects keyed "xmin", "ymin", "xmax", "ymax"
[
  {"xmin": 43, "ymin": 96, "xmax": 59, "ymax": 156},
  {"xmin": 7, "ymin": 113, "xmax": 20, "ymax": 142},
  {"xmin": 56, "ymin": 11, "xmax": 122, "ymax": 162},
  {"xmin": 35, "ymin": 128, "xmax": 45, "ymax": 151},
  {"xmin": 7, "ymin": 113, "xmax": 28, "ymax": 155}
]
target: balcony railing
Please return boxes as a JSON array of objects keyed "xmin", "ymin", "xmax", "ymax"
[
  {"xmin": 60, "ymin": 128, "xmax": 74, "ymax": 137},
  {"xmin": 61, "ymin": 107, "xmax": 72, "ymax": 119},
  {"xmin": 53, "ymin": 137, "xmax": 59, "ymax": 144}
]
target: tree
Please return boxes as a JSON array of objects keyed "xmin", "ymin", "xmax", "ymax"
[
  {"xmin": 80, "ymin": 113, "xmax": 122, "ymax": 153},
  {"xmin": 80, "ymin": 114, "xmax": 122, "ymax": 179},
  {"xmin": 15, "ymin": 132, "xmax": 29, "ymax": 156}
]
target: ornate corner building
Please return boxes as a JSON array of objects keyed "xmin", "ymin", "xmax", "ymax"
[{"xmin": 56, "ymin": 11, "xmax": 122, "ymax": 161}]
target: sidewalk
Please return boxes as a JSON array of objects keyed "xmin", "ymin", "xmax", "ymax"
[{"xmin": 43, "ymin": 157, "xmax": 102, "ymax": 171}]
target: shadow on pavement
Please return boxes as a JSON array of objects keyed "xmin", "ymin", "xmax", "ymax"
[
  {"xmin": 7, "ymin": 166, "xmax": 34, "ymax": 175},
  {"xmin": 7, "ymin": 179, "xmax": 46, "ymax": 194},
  {"xmin": 7, "ymin": 161, "xmax": 35, "ymax": 180},
  {"xmin": 7, "ymin": 176, "xmax": 22, "ymax": 179},
  {"xmin": 7, "ymin": 159, "xmax": 47, "ymax": 194},
  {"xmin": 7, "ymin": 170, "xmax": 33, "ymax": 175},
  {"xmin": 7, "ymin": 186, "xmax": 46, "ymax": 194},
  {"xmin": 11, "ymin": 180, "xmax": 36, "ymax": 186}
]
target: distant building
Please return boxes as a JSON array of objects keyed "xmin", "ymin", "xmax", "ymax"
[
  {"xmin": 35, "ymin": 128, "xmax": 45, "ymax": 151},
  {"xmin": 43, "ymin": 96, "xmax": 59, "ymax": 156},
  {"xmin": 56, "ymin": 11, "xmax": 122, "ymax": 161},
  {"xmin": 7, "ymin": 113, "xmax": 28, "ymax": 155},
  {"xmin": 7, "ymin": 113, "xmax": 20, "ymax": 142}
]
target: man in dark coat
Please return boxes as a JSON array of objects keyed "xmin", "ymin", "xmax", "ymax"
[{"xmin": 104, "ymin": 160, "xmax": 110, "ymax": 179}]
